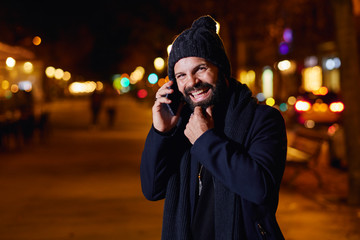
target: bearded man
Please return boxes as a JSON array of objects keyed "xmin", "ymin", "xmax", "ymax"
[{"xmin": 140, "ymin": 15, "xmax": 287, "ymax": 240}]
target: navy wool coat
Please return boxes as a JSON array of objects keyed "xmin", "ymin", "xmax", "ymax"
[{"xmin": 141, "ymin": 79, "xmax": 287, "ymax": 239}]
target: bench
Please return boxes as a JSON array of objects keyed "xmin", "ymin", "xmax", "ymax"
[{"xmin": 286, "ymin": 128, "xmax": 326, "ymax": 187}]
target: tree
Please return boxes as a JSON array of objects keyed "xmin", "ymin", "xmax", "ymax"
[{"xmin": 331, "ymin": 0, "xmax": 360, "ymax": 205}]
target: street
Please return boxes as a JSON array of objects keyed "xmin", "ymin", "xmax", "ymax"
[
  {"xmin": 0, "ymin": 95, "xmax": 359, "ymax": 240},
  {"xmin": 0, "ymin": 95, "xmax": 163, "ymax": 240}
]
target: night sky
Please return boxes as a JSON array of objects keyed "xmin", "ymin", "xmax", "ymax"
[
  {"xmin": 0, "ymin": 0, "xmax": 181, "ymax": 80},
  {"xmin": 0, "ymin": 0, "xmax": 336, "ymax": 81}
]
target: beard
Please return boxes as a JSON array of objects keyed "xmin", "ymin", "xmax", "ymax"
[{"xmin": 183, "ymin": 74, "xmax": 228, "ymax": 111}]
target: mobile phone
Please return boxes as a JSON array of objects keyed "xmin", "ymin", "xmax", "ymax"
[{"xmin": 166, "ymin": 80, "xmax": 183, "ymax": 116}]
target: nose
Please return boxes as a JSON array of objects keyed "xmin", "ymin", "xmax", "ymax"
[{"xmin": 188, "ymin": 73, "xmax": 200, "ymax": 87}]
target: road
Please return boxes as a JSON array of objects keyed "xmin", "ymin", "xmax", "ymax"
[
  {"xmin": 0, "ymin": 95, "xmax": 359, "ymax": 240},
  {"xmin": 0, "ymin": 95, "xmax": 163, "ymax": 240}
]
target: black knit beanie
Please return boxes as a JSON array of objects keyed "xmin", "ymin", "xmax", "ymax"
[{"xmin": 168, "ymin": 15, "xmax": 231, "ymax": 82}]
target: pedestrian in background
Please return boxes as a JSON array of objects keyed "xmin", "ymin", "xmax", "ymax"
[
  {"xmin": 90, "ymin": 88, "xmax": 104, "ymax": 127},
  {"xmin": 141, "ymin": 15, "xmax": 287, "ymax": 239}
]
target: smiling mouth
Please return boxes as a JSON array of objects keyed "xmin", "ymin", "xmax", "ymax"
[{"xmin": 189, "ymin": 87, "xmax": 211, "ymax": 102}]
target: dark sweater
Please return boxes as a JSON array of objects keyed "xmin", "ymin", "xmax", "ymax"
[{"xmin": 141, "ymin": 79, "xmax": 287, "ymax": 239}]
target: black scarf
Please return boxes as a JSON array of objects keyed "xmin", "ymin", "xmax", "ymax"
[{"xmin": 161, "ymin": 79, "xmax": 257, "ymax": 239}]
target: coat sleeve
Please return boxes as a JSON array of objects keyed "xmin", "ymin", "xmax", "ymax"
[
  {"xmin": 140, "ymin": 126, "xmax": 186, "ymax": 201},
  {"xmin": 191, "ymin": 107, "xmax": 287, "ymax": 205}
]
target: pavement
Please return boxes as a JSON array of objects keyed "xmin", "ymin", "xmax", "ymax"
[{"xmin": 0, "ymin": 95, "xmax": 359, "ymax": 240}]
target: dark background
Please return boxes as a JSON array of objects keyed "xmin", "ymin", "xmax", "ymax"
[{"xmin": 0, "ymin": 0, "xmax": 338, "ymax": 81}]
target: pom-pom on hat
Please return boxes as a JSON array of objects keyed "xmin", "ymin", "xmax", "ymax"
[{"xmin": 168, "ymin": 15, "xmax": 231, "ymax": 82}]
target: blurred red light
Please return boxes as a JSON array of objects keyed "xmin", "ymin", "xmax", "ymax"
[{"xmin": 137, "ymin": 89, "xmax": 148, "ymax": 99}]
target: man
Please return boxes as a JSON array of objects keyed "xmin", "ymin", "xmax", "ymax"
[{"xmin": 140, "ymin": 15, "xmax": 287, "ymax": 239}]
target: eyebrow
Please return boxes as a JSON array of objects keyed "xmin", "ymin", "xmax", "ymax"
[{"xmin": 175, "ymin": 63, "xmax": 208, "ymax": 77}]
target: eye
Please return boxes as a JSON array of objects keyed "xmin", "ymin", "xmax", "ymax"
[
  {"xmin": 175, "ymin": 73, "xmax": 186, "ymax": 81},
  {"xmin": 197, "ymin": 65, "xmax": 208, "ymax": 72}
]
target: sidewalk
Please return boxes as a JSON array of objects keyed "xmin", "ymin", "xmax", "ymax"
[
  {"xmin": 0, "ymin": 97, "xmax": 359, "ymax": 239},
  {"xmin": 279, "ymin": 138, "xmax": 360, "ymax": 240}
]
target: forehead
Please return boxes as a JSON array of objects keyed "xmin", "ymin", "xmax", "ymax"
[{"xmin": 174, "ymin": 57, "xmax": 214, "ymax": 72}]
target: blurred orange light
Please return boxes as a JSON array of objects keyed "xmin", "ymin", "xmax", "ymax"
[
  {"xmin": 329, "ymin": 102, "xmax": 344, "ymax": 113},
  {"xmin": 121, "ymin": 73, "xmax": 130, "ymax": 79},
  {"xmin": 63, "ymin": 71, "xmax": 71, "ymax": 81},
  {"xmin": 10, "ymin": 84, "xmax": 19, "ymax": 93},
  {"xmin": 313, "ymin": 102, "xmax": 328, "ymax": 112},
  {"xmin": 295, "ymin": 100, "xmax": 311, "ymax": 112},
  {"xmin": 158, "ymin": 78, "xmax": 166, "ymax": 87},
  {"xmin": 32, "ymin": 36, "xmax": 42, "ymax": 46},
  {"xmin": 312, "ymin": 86, "xmax": 328, "ymax": 95},
  {"xmin": 1, "ymin": 80, "xmax": 9, "ymax": 90}
]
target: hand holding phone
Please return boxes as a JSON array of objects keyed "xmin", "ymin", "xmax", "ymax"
[
  {"xmin": 152, "ymin": 80, "xmax": 183, "ymax": 132},
  {"xmin": 166, "ymin": 80, "xmax": 183, "ymax": 116}
]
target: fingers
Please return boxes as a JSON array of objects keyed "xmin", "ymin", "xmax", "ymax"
[
  {"xmin": 193, "ymin": 106, "xmax": 213, "ymax": 119},
  {"xmin": 206, "ymin": 106, "xmax": 213, "ymax": 118},
  {"xmin": 155, "ymin": 81, "xmax": 173, "ymax": 98},
  {"xmin": 193, "ymin": 106, "xmax": 202, "ymax": 117},
  {"xmin": 154, "ymin": 81, "xmax": 174, "ymax": 104}
]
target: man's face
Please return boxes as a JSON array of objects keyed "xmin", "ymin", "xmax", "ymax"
[{"xmin": 174, "ymin": 57, "xmax": 221, "ymax": 110}]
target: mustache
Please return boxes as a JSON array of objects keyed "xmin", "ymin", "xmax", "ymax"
[{"xmin": 184, "ymin": 82, "xmax": 213, "ymax": 95}]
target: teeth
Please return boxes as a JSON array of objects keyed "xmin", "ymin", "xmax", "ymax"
[{"xmin": 192, "ymin": 89, "xmax": 205, "ymax": 96}]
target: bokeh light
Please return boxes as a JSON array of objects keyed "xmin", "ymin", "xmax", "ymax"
[
  {"xmin": 45, "ymin": 66, "xmax": 56, "ymax": 78},
  {"xmin": 54, "ymin": 68, "xmax": 64, "ymax": 80},
  {"xmin": 295, "ymin": 100, "xmax": 311, "ymax": 112},
  {"xmin": 148, "ymin": 73, "xmax": 158, "ymax": 84},
  {"xmin": 287, "ymin": 96, "xmax": 297, "ymax": 105},
  {"xmin": 1, "ymin": 80, "xmax": 10, "ymax": 90},
  {"xmin": 130, "ymin": 66, "xmax": 145, "ymax": 84},
  {"xmin": 23, "ymin": 62, "xmax": 34, "ymax": 74},
  {"xmin": 154, "ymin": 57, "xmax": 165, "ymax": 71},
  {"xmin": 137, "ymin": 89, "xmax": 148, "ymax": 98},
  {"xmin": 279, "ymin": 42, "xmax": 289, "ymax": 55},
  {"xmin": 279, "ymin": 103, "xmax": 288, "ymax": 112},
  {"xmin": 278, "ymin": 60, "xmax": 291, "ymax": 71},
  {"xmin": 32, "ymin": 36, "xmax": 42, "ymax": 46},
  {"xmin": 266, "ymin": 97, "xmax": 275, "ymax": 106},
  {"xmin": 262, "ymin": 68, "xmax": 273, "ymax": 98},
  {"xmin": 6, "ymin": 57, "xmax": 16, "ymax": 68},
  {"xmin": 283, "ymin": 28, "xmax": 293, "ymax": 43},
  {"xmin": 121, "ymin": 77, "xmax": 130, "ymax": 88},
  {"xmin": 329, "ymin": 102, "xmax": 345, "ymax": 113},
  {"xmin": 18, "ymin": 81, "xmax": 32, "ymax": 92},
  {"xmin": 69, "ymin": 81, "xmax": 97, "ymax": 95},
  {"xmin": 63, "ymin": 71, "xmax": 71, "ymax": 81}
]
